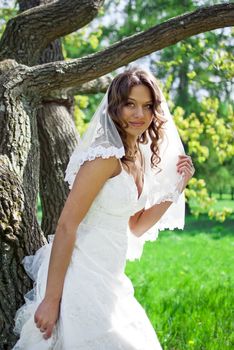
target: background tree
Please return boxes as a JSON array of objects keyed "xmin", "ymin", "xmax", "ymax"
[{"xmin": 0, "ymin": 0, "xmax": 233, "ymax": 347}]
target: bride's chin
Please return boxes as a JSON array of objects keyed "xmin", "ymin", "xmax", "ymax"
[
  {"xmin": 126, "ymin": 127, "xmax": 147, "ymax": 137},
  {"xmin": 126, "ymin": 131, "xmax": 142, "ymax": 139}
]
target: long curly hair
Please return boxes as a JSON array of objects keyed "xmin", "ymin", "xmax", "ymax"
[{"xmin": 107, "ymin": 67, "xmax": 166, "ymax": 170}]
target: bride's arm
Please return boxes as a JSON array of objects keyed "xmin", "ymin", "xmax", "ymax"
[
  {"xmin": 43, "ymin": 157, "xmax": 118, "ymax": 301},
  {"xmin": 34, "ymin": 157, "xmax": 119, "ymax": 339},
  {"xmin": 129, "ymin": 155, "xmax": 195, "ymax": 237},
  {"xmin": 129, "ymin": 201, "xmax": 173, "ymax": 237}
]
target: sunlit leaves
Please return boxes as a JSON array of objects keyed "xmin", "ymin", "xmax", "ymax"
[
  {"xmin": 73, "ymin": 96, "xmax": 89, "ymax": 136},
  {"xmin": 89, "ymin": 34, "xmax": 99, "ymax": 50},
  {"xmin": 173, "ymin": 93, "xmax": 233, "ymax": 219},
  {"xmin": 62, "ymin": 27, "xmax": 103, "ymax": 59},
  {"xmin": 185, "ymin": 178, "xmax": 216, "ymax": 217},
  {"xmin": 76, "ymin": 95, "xmax": 89, "ymax": 109},
  {"xmin": 208, "ymin": 207, "xmax": 233, "ymax": 222},
  {"xmin": 174, "ymin": 95, "xmax": 234, "ymax": 166},
  {"xmin": 0, "ymin": 6, "xmax": 18, "ymax": 38},
  {"xmin": 185, "ymin": 177, "xmax": 233, "ymax": 222},
  {"xmin": 187, "ymin": 71, "xmax": 196, "ymax": 80},
  {"xmin": 200, "ymin": 98, "xmax": 234, "ymax": 163}
]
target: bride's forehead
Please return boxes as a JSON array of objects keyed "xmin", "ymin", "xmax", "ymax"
[
  {"xmin": 127, "ymin": 85, "xmax": 153, "ymax": 101},
  {"xmin": 128, "ymin": 84, "xmax": 152, "ymax": 94}
]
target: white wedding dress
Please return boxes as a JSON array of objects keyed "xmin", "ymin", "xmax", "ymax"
[{"xmin": 13, "ymin": 166, "xmax": 162, "ymax": 350}]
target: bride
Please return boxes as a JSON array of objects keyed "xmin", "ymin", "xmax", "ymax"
[{"xmin": 13, "ymin": 67, "xmax": 195, "ymax": 349}]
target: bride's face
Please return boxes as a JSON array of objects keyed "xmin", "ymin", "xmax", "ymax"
[{"xmin": 120, "ymin": 84, "xmax": 154, "ymax": 139}]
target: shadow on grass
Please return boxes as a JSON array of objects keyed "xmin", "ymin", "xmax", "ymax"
[{"xmin": 172, "ymin": 214, "xmax": 234, "ymax": 239}]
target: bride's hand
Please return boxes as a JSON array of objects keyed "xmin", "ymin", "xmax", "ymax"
[
  {"xmin": 176, "ymin": 154, "xmax": 195, "ymax": 192},
  {"xmin": 34, "ymin": 297, "xmax": 60, "ymax": 340}
]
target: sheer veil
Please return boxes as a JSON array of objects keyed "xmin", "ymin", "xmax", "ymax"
[
  {"xmin": 126, "ymin": 93, "xmax": 185, "ymax": 261},
  {"xmin": 64, "ymin": 92, "xmax": 125, "ymax": 189},
  {"xmin": 64, "ymin": 79, "xmax": 185, "ymax": 261}
]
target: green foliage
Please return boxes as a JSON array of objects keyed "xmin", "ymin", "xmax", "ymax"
[
  {"xmin": 101, "ymin": 0, "xmax": 196, "ymax": 43},
  {"xmin": 174, "ymin": 97, "xmax": 234, "ymax": 164},
  {"xmin": 62, "ymin": 26, "xmax": 103, "ymax": 59},
  {"xmin": 73, "ymin": 94, "xmax": 105, "ymax": 136},
  {"xmin": 73, "ymin": 96, "xmax": 89, "ymax": 136},
  {"xmin": 209, "ymin": 207, "xmax": 233, "ymax": 223},
  {"xmin": 185, "ymin": 178, "xmax": 215, "ymax": 215},
  {"xmin": 200, "ymin": 99, "xmax": 234, "ymax": 162},
  {"xmin": 186, "ymin": 178, "xmax": 233, "ymax": 222},
  {"xmin": 126, "ymin": 216, "xmax": 234, "ymax": 349},
  {"xmin": 167, "ymin": 86, "xmax": 234, "ymax": 220},
  {"xmin": 174, "ymin": 107, "xmax": 208, "ymax": 163},
  {"xmin": 0, "ymin": 4, "xmax": 18, "ymax": 38}
]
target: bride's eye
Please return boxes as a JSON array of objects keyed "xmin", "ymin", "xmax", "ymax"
[
  {"xmin": 144, "ymin": 104, "xmax": 153, "ymax": 110},
  {"xmin": 125, "ymin": 102, "xmax": 135, "ymax": 108}
]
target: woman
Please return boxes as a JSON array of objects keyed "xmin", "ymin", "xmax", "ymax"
[{"xmin": 13, "ymin": 67, "xmax": 195, "ymax": 349}]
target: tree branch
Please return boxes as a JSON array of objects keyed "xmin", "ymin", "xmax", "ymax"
[
  {"xmin": 30, "ymin": 4, "xmax": 234, "ymax": 92},
  {"xmin": 0, "ymin": 0, "xmax": 104, "ymax": 65},
  {"xmin": 6, "ymin": 4, "xmax": 234, "ymax": 96},
  {"xmin": 68, "ymin": 75, "xmax": 113, "ymax": 95}
]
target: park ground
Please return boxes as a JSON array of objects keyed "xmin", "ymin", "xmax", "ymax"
[{"xmin": 126, "ymin": 197, "xmax": 234, "ymax": 350}]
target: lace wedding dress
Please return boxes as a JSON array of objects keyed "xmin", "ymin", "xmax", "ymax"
[{"xmin": 13, "ymin": 165, "xmax": 162, "ymax": 350}]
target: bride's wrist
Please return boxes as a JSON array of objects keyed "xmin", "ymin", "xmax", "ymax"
[{"xmin": 44, "ymin": 293, "xmax": 61, "ymax": 304}]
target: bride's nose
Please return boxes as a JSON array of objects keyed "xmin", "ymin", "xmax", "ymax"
[{"xmin": 134, "ymin": 106, "xmax": 144, "ymax": 118}]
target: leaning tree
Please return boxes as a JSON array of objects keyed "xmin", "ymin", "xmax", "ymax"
[{"xmin": 0, "ymin": 0, "xmax": 233, "ymax": 347}]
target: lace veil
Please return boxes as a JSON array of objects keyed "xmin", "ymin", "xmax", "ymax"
[
  {"xmin": 64, "ymin": 81, "xmax": 185, "ymax": 261},
  {"xmin": 64, "ymin": 92, "xmax": 125, "ymax": 189},
  {"xmin": 126, "ymin": 95, "xmax": 185, "ymax": 261}
]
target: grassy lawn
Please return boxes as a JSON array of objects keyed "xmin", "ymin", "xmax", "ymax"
[{"xmin": 125, "ymin": 215, "xmax": 234, "ymax": 350}]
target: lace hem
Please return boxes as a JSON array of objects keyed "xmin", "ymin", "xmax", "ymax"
[{"xmin": 64, "ymin": 145, "xmax": 125, "ymax": 189}]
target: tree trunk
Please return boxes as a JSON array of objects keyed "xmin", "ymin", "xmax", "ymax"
[
  {"xmin": 176, "ymin": 59, "xmax": 189, "ymax": 108},
  {"xmin": 0, "ymin": 61, "xmax": 46, "ymax": 348},
  {"xmin": 36, "ymin": 31, "xmax": 78, "ymax": 238},
  {"xmin": 219, "ymin": 188, "xmax": 223, "ymax": 200},
  {"xmin": 37, "ymin": 100, "xmax": 78, "ymax": 236},
  {"xmin": 19, "ymin": 0, "xmax": 79, "ymax": 238}
]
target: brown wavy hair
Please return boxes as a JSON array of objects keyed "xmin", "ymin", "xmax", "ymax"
[{"xmin": 107, "ymin": 67, "xmax": 166, "ymax": 170}]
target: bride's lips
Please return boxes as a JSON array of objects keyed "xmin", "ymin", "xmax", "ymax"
[{"xmin": 128, "ymin": 122, "xmax": 145, "ymax": 128}]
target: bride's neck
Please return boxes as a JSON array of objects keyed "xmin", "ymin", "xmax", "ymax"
[
  {"xmin": 126, "ymin": 136, "xmax": 138, "ymax": 154},
  {"xmin": 126, "ymin": 137, "xmax": 140, "ymax": 160}
]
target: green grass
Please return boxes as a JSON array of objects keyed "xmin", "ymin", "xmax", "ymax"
[{"xmin": 125, "ymin": 216, "xmax": 234, "ymax": 350}]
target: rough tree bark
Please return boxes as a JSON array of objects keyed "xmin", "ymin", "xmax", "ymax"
[
  {"xmin": 0, "ymin": 1, "xmax": 233, "ymax": 348},
  {"xmin": 37, "ymin": 99, "xmax": 78, "ymax": 237},
  {"xmin": 0, "ymin": 0, "xmax": 105, "ymax": 64},
  {"xmin": 16, "ymin": 0, "xmax": 97, "ymax": 239},
  {"xmin": 0, "ymin": 59, "xmax": 46, "ymax": 348}
]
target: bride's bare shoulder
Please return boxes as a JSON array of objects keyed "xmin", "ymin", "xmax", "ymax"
[{"xmin": 80, "ymin": 156, "xmax": 120, "ymax": 177}]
